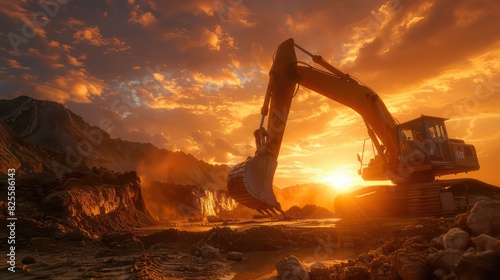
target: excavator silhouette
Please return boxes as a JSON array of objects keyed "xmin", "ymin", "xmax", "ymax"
[{"xmin": 227, "ymin": 38, "xmax": 499, "ymax": 217}]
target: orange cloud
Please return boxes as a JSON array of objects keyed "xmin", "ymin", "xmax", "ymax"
[
  {"xmin": 66, "ymin": 54, "xmax": 84, "ymax": 67},
  {"xmin": 129, "ymin": 5, "xmax": 158, "ymax": 27},
  {"xmin": 5, "ymin": 58, "xmax": 31, "ymax": 70},
  {"xmin": 33, "ymin": 69, "xmax": 108, "ymax": 103},
  {"xmin": 73, "ymin": 26, "xmax": 109, "ymax": 46}
]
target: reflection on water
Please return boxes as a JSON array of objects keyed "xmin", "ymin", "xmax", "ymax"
[
  {"xmin": 136, "ymin": 218, "xmax": 342, "ymax": 234},
  {"xmin": 135, "ymin": 218, "xmax": 352, "ymax": 279}
]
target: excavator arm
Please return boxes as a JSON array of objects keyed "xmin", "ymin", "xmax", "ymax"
[{"xmin": 227, "ymin": 38, "xmax": 401, "ymax": 214}]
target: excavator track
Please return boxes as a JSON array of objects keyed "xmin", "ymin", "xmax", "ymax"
[
  {"xmin": 406, "ymin": 183, "xmax": 446, "ymax": 216},
  {"xmin": 335, "ymin": 179, "xmax": 500, "ymax": 218}
]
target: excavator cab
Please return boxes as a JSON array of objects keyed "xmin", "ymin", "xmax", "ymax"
[{"xmin": 360, "ymin": 116, "xmax": 480, "ymax": 182}]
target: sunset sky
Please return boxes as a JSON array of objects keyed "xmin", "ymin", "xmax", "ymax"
[{"xmin": 1, "ymin": 0, "xmax": 499, "ymax": 189}]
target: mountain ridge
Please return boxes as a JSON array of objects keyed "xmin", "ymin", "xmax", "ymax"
[{"xmin": 0, "ymin": 95, "xmax": 229, "ymax": 190}]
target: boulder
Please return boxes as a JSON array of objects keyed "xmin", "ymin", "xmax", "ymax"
[
  {"xmin": 340, "ymin": 266, "xmax": 369, "ymax": 280},
  {"xmin": 466, "ymin": 199, "xmax": 500, "ymax": 236},
  {"xmin": 391, "ymin": 247, "xmax": 432, "ymax": 280},
  {"xmin": 426, "ymin": 249, "xmax": 463, "ymax": 276},
  {"xmin": 454, "ymin": 248, "xmax": 500, "ymax": 280},
  {"xmin": 442, "ymin": 228, "xmax": 470, "ymax": 250},
  {"xmin": 471, "ymin": 234, "xmax": 500, "ymax": 252},
  {"xmin": 275, "ymin": 255, "xmax": 309, "ymax": 280},
  {"xmin": 309, "ymin": 262, "xmax": 330, "ymax": 279},
  {"xmin": 200, "ymin": 244, "xmax": 221, "ymax": 260}
]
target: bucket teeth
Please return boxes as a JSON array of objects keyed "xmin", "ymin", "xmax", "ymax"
[
  {"xmin": 269, "ymin": 208, "xmax": 278, "ymax": 216},
  {"xmin": 262, "ymin": 208, "xmax": 272, "ymax": 217}
]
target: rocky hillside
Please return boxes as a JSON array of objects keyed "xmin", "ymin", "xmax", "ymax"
[
  {"xmin": 0, "ymin": 121, "xmax": 53, "ymax": 177},
  {"xmin": 0, "ymin": 96, "xmax": 228, "ymax": 190},
  {"xmin": 0, "ymin": 167, "xmax": 156, "ymax": 243}
]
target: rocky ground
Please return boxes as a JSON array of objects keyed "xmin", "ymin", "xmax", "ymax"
[
  {"xmin": 1, "ymin": 179, "xmax": 499, "ymax": 280},
  {"xmin": 274, "ymin": 198, "xmax": 500, "ymax": 280},
  {"xmin": 0, "ymin": 212, "xmax": 421, "ymax": 279}
]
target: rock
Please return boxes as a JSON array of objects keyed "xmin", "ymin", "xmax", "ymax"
[
  {"xmin": 119, "ymin": 237, "xmax": 145, "ymax": 252},
  {"xmin": 22, "ymin": 256, "xmax": 36, "ymax": 264},
  {"xmin": 309, "ymin": 262, "xmax": 330, "ymax": 279},
  {"xmin": 391, "ymin": 247, "xmax": 432, "ymax": 280},
  {"xmin": 442, "ymin": 228, "xmax": 470, "ymax": 250},
  {"xmin": 431, "ymin": 234, "xmax": 444, "ymax": 249},
  {"xmin": 227, "ymin": 251, "xmax": 243, "ymax": 261},
  {"xmin": 426, "ymin": 249, "xmax": 463, "ymax": 276},
  {"xmin": 466, "ymin": 199, "xmax": 500, "ymax": 236},
  {"xmin": 200, "ymin": 244, "xmax": 221, "ymax": 260},
  {"xmin": 66, "ymin": 228, "xmax": 92, "ymax": 241},
  {"xmin": 369, "ymin": 255, "xmax": 390, "ymax": 280},
  {"xmin": 340, "ymin": 266, "xmax": 369, "ymax": 280},
  {"xmin": 48, "ymin": 222, "xmax": 69, "ymax": 240},
  {"xmin": 275, "ymin": 255, "xmax": 309, "ymax": 280},
  {"xmin": 471, "ymin": 234, "xmax": 500, "ymax": 252},
  {"xmin": 454, "ymin": 248, "xmax": 500, "ymax": 279}
]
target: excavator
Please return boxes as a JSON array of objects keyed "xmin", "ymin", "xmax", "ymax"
[{"xmin": 227, "ymin": 38, "xmax": 500, "ymax": 217}]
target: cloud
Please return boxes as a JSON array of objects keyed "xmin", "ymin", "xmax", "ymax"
[
  {"xmin": 33, "ymin": 69, "xmax": 108, "ymax": 103},
  {"xmin": 72, "ymin": 26, "xmax": 130, "ymax": 53},
  {"xmin": 1, "ymin": 0, "xmax": 499, "ymax": 188},
  {"xmin": 4, "ymin": 58, "xmax": 31, "ymax": 70},
  {"xmin": 66, "ymin": 54, "xmax": 85, "ymax": 67},
  {"xmin": 73, "ymin": 26, "xmax": 110, "ymax": 46},
  {"xmin": 164, "ymin": 25, "xmax": 225, "ymax": 51},
  {"xmin": 128, "ymin": 5, "xmax": 158, "ymax": 27},
  {"xmin": 344, "ymin": 0, "xmax": 500, "ymax": 92}
]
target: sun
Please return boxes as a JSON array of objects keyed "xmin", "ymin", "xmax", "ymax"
[{"xmin": 320, "ymin": 172, "xmax": 355, "ymax": 192}]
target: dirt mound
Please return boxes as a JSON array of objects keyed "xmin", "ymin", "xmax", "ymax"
[{"xmin": 285, "ymin": 204, "xmax": 336, "ymax": 219}]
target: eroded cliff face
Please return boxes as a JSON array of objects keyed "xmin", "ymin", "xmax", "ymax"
[
  {"xmin": 141, "ymin": 181, "xmax": 238, "ymax": 221},
  {"xmin": 198, "ymin": 189, "xmax": 238, "ymax": 217},
  {"xmin": 41, "ymin": 169, "xmax": 156, "ymax": 235},
  {"xmin": 0, "ymin": 168, "xmax": 156, "ymax": 242}
]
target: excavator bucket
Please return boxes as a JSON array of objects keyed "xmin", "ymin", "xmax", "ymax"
[{"xmin": 227, "ymin": 154, "xmax": 284, "ymax": 215}]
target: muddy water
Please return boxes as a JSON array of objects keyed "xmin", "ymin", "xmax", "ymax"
[
  {"xmin": 0, "ymin": 217, "xmax": 409, "ymax": 279},
  {"xmin": 135, "ymin": 218, "xmax": 363, "ymax": 279},
  {"xmin": 229, "ymin": 247, "xmax": 360, "ymax": 279}
]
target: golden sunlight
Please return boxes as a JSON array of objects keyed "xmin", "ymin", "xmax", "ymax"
[{"xmin": 319, "ymin": 171, "xmax": 355, "ymax": 192}]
